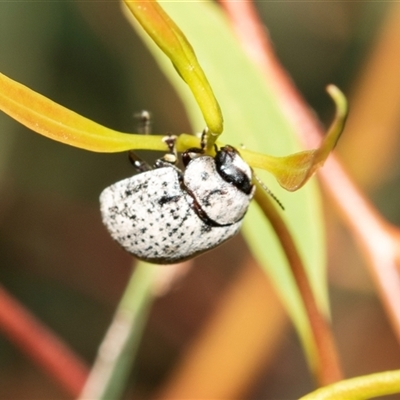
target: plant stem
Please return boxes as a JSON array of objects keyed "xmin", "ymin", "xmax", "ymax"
[
  {"xmin": 78, "ymin": 261, "xmax": 157, "ymax": 400},
  {"xmin": 300, "ymin": 369, "xmax": 400, "ymax": 400},
  {"xmin": 254, "ymin": 181, "xmax": 342, "ymax": 386}
]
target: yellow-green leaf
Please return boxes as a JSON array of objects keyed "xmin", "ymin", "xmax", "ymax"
[
  {"xmin": 240, "ymin": 85, "xmax": 347, "ymax": 192},
  {"xmin": 122, "ymin": 0, "xmax": 223, "ymax": 137},
  {"xmin": 300, "ymin": 369, "xmax": 400, "ymax": 400},
  {"xmin": 0, "ymin": 71, "xmax": 168, "ymax": 152}
]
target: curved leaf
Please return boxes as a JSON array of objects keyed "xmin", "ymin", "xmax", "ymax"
[
  {"xmin": 300, "ymin": 369, "xmax": 400, "ymax": 400},
  {"xmin": 258, "ymin": 85, "xmax": 347, "ymax": 192},
  {"xmin": 123, "ymin": 0, "xmax": 223, "ymax": 136}
]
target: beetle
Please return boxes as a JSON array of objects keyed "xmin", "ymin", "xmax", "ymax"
[{"xmin": 99, "ymin": 135, "xmax": 255, "ymax": 264}]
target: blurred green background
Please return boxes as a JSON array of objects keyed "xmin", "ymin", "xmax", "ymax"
[{"xmin": 1, "ymin": 1, "xmax": 400, "ymax": 399}]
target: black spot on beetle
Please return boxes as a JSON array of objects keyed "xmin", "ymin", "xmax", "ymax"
[
  {"xmin": 200, "ymin": 224, "xmax": 212, "ymax": 234},
  {"xmin": 201, "ymin": 171, "xmax": 209, "ymax": 180},
  {"xmin": 158, "ymin": 195, "xmax": 181, "ymax": 206}
]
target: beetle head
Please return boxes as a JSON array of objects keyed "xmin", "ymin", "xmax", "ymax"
[{"xmin": 215, "ymin": 146, "xmax": 253, "ymax": 195}]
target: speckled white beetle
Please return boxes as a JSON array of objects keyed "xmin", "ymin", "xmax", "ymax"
[{"xmin": 99, "ymin": 134, "xmax": 255, "ymax": 264}]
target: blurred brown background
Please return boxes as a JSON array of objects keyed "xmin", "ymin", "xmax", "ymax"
[{"xmin": 1, "ymin": 1, "xmax": 400, "ymax": 399}]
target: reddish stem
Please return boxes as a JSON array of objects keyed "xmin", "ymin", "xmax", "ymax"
[
  {"xmin": 253, "ymin": 182, "xmax": 342, "ymax": 386},
  {"xmin": 0, "ymin": 284, "xmax": 88, "ymax": 397}
]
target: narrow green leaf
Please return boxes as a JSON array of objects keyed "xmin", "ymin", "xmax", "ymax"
[
  {"xmin": 0, "ymin": 71, "xmax": 167, "ymax": 152},
  {"xmin": 122, "ymin": 0, "xmax": 223, "ymax": 137}
]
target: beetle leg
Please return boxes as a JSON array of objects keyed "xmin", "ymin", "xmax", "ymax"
[
  {"xmin": 134, "ymin": 110, "xmax": 152, "ymax": 135},
  {"xmin": 128, "ymin": 152, "xmax": 153, "ymax": 172},
  {"xmin": 182, "ymin": 147, "xmax": 203, "ymax": 167},
  {"xmin": 127, "ymin": 110, "xmax": 153, "ymax": 172},
  {"xmin": 181, "ymin": 129, "xmax": 209, "ymax": 167},
  {"xmin": 200, "ymin": 128, "xmax": 208, "ymax": 151},
  {"xmin": 159, "ymin": 135, "xmax": 178, "ymax": 165}
]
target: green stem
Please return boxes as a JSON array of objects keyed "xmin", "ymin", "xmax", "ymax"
[
  {"xmin": 300, "ymin": 369, "xmax": 400, "ymax": 400},
  {"xmin": 78, "ymin": 261, "xmax": 157, "ymax": 400}
]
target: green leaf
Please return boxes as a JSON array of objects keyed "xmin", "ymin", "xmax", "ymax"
[
  {"xmin": 0, "ymin": 71, "xmax": 168, "ymax": 153},
  {"xmin": 127, "ymin": 0, "xmax": 329, "ymax": 368},
  {"xmin": 251, "ymin": 85, "xmax": 347, "ymax": 192},
  {"xmin": 123, "ymin": 0, "xmax": 223, "ymax": 136},
  {"xmin": 240, "ymin": 83, "xmax": 348, "ymax": 192},
  {"xmin": 300, "ymin": 369, "xmax": 400, "ymax": 400}
]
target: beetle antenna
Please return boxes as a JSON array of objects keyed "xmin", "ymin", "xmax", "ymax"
[{"xmin": 255, "ymin": 175, "xmax": 285, "ymax": 211}]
